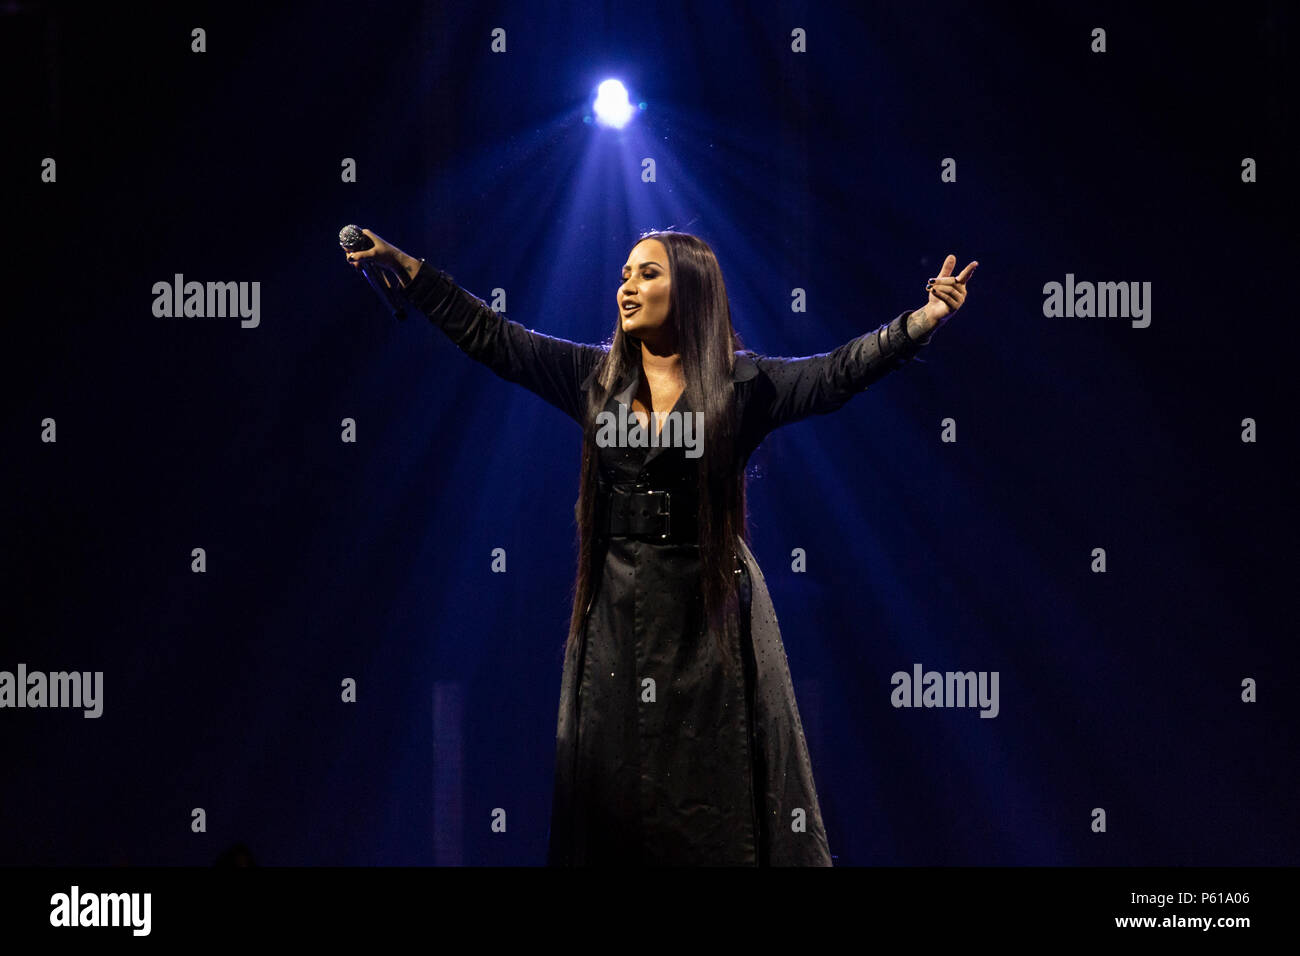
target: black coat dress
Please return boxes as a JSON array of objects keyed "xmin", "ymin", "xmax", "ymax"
[{"xmin": 402, "ymin": 262, "xmax": 930, "ymax": 866}]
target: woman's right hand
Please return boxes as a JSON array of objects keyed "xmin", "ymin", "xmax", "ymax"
[{"xmin": 344, "ymin": 228, "xmax": 422, "ymax": 286}]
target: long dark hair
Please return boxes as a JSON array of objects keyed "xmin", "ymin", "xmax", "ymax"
[{"xmin": 565, "ymin": 230, "xmax": 749, "ymax": 665}]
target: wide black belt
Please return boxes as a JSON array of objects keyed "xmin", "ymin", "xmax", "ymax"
[{"xmin": 595, "ymin": 486, "xmax": 699, "ymax": 542}]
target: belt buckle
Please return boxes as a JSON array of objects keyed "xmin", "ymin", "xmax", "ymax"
[{"xmin": 648, "ymin": 489, "xmax": 672, "ymax": 540}]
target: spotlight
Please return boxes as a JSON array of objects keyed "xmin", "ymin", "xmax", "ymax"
[{"xmin": 593, "ymin": 79, "xmax": 635, "ymax": 129}]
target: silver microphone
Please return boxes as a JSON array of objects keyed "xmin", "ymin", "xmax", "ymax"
[{"xmin": 339, "ymin": 224, "xmax": 407, "ymax": 320}]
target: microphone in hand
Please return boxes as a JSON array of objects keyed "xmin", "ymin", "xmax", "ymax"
[{"xmin": 339, "ymin": 224, "xmax": 407, "ymax": 320}]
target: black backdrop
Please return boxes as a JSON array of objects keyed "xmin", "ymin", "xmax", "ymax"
[{"xmin": 3, "ymin": 0, "xmax": 1295, "ymax": 866}]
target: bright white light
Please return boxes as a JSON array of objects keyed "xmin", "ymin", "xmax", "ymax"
[{"xmin": 593, "ymin": 79, "xmax": 635, "ymax": 128}]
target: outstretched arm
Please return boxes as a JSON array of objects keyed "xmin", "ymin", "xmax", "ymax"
[
  {"xmin": 748, "ymin": 254, "xmax": 977, "ymax": 436},
  {"xmin": 346, "ymin": 230, "xmax": 604, "ymax": 426},
  {"xmin": 749, "ymin": 310, "xmax": 928, "ymax": 434}
]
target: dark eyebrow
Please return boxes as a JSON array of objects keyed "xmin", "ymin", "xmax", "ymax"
[{"xmin": 621, "ymin": 260, "xmax": 663, "ymax": 271}]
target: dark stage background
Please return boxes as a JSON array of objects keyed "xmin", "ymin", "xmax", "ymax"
[{"xmin": 3, "ymin": 1, "xmax": 1295, "ymax": 866}]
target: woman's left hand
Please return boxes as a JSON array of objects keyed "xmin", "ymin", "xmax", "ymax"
[{"xmin": 915, "ymin": 255, "xmax": 978, "ymax": 336}]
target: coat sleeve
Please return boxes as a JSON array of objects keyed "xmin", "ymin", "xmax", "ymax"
[
  {"xmin": 401, "ymin": 261, "xmax": 606, "ymax": 426},
  {"xmin": 748, "ymin": 311, "xmax": 931, "ymax": 436}
]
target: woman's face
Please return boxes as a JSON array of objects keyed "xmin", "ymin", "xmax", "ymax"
[{"xmin": 618, "ymin": 239, "xmax": 672, "ymax": 338}]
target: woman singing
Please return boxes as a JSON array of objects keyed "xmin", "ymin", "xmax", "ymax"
[{"xmin": 345, "ymin": 229, "xmax": 977, "ymax": 866}]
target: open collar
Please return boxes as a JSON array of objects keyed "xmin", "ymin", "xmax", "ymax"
[
  {"xmin": 580, "ymin": 351, "xmax": 758, "ymax": 394},
  {"xmin": 581, "ymin": 352, "xmax": 756, "ymax": 467}
]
